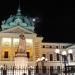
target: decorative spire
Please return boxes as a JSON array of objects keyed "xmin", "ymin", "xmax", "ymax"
[
  {"xmin": 19, "ymin": 0, "xmax": 20, "ymax": 9},
  {"xmin": 16, "ymin": 0, "xmax": 21, "ymax": 16}
]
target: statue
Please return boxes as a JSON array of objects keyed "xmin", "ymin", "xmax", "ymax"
[
  {"xmin": 2, "ymin": 20, "xmax": 5, "ymax": 24},
  {"xmin": 18, "ymin": 33, "xmax": 26, "ymax": 53},
  {"xmin": 15, "ymin": 18, "xmax": 22, "ymax": 26}
]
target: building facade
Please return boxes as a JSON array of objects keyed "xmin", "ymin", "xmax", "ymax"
[{"xmin": 0, "ymin": 8, "xmax": 75, "ymax": 75}]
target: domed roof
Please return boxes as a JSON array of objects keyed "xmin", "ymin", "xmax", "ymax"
[{"xmin": 1, "ymin": 8, "xmax": 35, "ymax": 31}]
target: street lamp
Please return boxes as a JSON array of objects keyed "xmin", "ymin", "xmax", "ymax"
[
  {"xmin": 36, "ymin": 57, "xmax": 48, "ymax": 74},
  {"xmin": 55, "ymin": 49, "xmax": 73, "ymax": 75}
]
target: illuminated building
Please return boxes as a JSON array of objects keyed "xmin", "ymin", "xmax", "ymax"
[{"xmin": 0, "ymin": 7, "xmax": 75, "ymax": 75}]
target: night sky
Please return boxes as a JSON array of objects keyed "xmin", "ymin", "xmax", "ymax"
[{"xmin": 0, "ymin": 0, "xmax": 74, "ymax": 43}]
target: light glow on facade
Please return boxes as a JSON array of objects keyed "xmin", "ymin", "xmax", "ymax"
[
  {"xmin": 13, "ymin": 38, "xmax": 19, "ymax": 47},
  {"xmin": 26, "ymin": 39, "xmax": 33, "ymax": 60},
  {"xmin": 2, "ymin": 38, "xmax": 11, "ymax": 47},
  {"xmin": 26, "ymin": 39, "xmax": 33, "ymax": 44}
]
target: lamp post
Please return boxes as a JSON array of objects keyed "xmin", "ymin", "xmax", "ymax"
[
  {"xmin": 36, "ymin": 57, "xmax": 48, "ymax": 74},
  {"xmin": 55, "ymin": 49, "xmax": 73, "ymax": 75},
  {"xmin": 28, "ymin": 66, "xmax": 34, "ymax": 75},
  {"xmin": 36, "ymin": 58, "xmax": 41, "ymax": 73}
]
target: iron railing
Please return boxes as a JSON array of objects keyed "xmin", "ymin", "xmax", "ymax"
[{"xmin": 0, "ymin": 66, "xmax": 75, "ymax": 75}]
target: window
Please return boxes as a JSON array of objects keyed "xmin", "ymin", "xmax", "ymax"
[
  {"xmin": 50, "ymin": 46, "xmax": 52, "ymax": 48},
  {"xmin": 56, "ymin": 46, "xmax": 58, "ymax": 48},
  {"xmin": 57, "ymin": 54, "xmax": 60, "ymax": 61},
  {"xmin": 57, "ymin": 66, "xmax": 60, "ymax": 72},
  {"xmin": 43, "ymin": 45, "xmax": 45, "ymax": 48},
  {"xmin": 4, "ymin": 51, "xmax": 8, "ymax": 58},
  {"xmin": 62, "ymin": 55, "xmax": 67, "ymax": 61},
  {"xmin": 50, "ymin": 54, "xmax": 53, "ymax": 61},
  {"xmin": 42, "ymin": 66, "xmax": 46, "ymax": 73},
  {"xmin": 70, "ymin": 54, "xmax": 73, "ymax": 61},
  {"xmin": 50, "ymin": 66, "xmax": 53, "ymax": 75},
  {"xmin": 26, "ymin": 52, "xmax": 30, "ymax": 58},
  {"xmin": 63, "ymin": 46, "xmax": 65, "ymax": 48},
  {"xmin": 42, "ymin": 54, "xmax": 46, "ymax": 57}
]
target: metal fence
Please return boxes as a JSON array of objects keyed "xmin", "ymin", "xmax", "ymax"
[
  {"xmin": 0, "ymin": 66, "xmax": 75, "ymax": 75},
  {"xmin": 0, "ymin": 66, "xmax": 29, "ymax": 75},
  {"xmin": 0, "ymin": 67, "xmax": 50, "ymax": 75}
]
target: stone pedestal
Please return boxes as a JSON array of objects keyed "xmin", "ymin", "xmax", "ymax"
[{"xmin": 14, "ymin": 52, "xmax": 28, "ymax": 75}]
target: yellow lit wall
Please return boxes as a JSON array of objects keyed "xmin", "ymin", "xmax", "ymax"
[
  {"xmin": 13, "ymin": 38, "xmax": 19, "ymax": 56},
  {"xmin": 0, "ymin": 38, "xmax": 19, "ymax": 60},
  {"xmin": 1, "ymin": 47, "xmax": 13, "ymax": 60},
  {"xmin": 26, "ymin": 39, "xmax": 33, "ymax": 60},
  {"xmin": 0, "ymin": 38, "xmax": 34, "ymax": 61}
]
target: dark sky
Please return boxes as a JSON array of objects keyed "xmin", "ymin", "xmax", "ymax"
[{"xmin": 0, "ymin": 0, "xmax": 74, "ymax": 43}]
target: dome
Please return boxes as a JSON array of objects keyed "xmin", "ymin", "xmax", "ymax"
[{"xmin": 1, "ymin": 8, "xmax": 35, "ymax": 31}]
